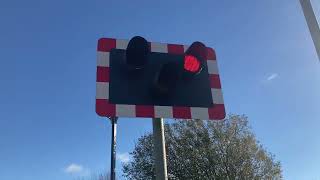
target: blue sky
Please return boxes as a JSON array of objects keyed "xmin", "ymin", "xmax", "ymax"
[{"xmin": 0, "ymin": 0, "xmax": 320, "ymax": 179}]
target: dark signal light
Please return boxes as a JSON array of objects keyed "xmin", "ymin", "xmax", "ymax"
[
  {"xmin": 126, "ymin": 36, "xmax": 150, "ymax": 71},
  {"xmin": 152, "ymin": 62, "xmax": 181, "ymax": 96}
]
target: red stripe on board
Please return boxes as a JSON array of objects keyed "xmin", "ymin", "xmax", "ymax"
[
  {"xmin": 207, "ymin": 47, "xmax": 216, "ymax": 60},
  {"xmin": 96, "ymin": 67, "xmax": 110, "ymax": 82},
  {"xmin": 168, "ymin": 44, "xmax": 184, "ymax": 54},
  {"xmin": 209, "ymin": 74, "xmax": 221, "ymax": 89},
  {"xmin": 96, "ymin": 99, "xmax": 116, "ymax": 117},
  {"xmin": 136, "ymin": 105, "xmax": 155, "ymax": 118},
  {"xmin": 98, "ymin": 38, "xmax": 116, "ymax": 52},
  {"xmin": 208, "ymin": 104, "xmax": 226, "ymax": 120},
  {"xmin": 173, "ymin": 107, "xmax": 192, "ymax": 119}
]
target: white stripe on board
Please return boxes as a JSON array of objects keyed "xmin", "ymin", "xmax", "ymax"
[
  {"xmin": 116, "ymin": 39, "xmax": 129, "ymax": 49},
  {"xmin": 155, "ymin": 106, "xmax": 172, "ymax": 118},
  {"xmin": 207, "ymin": 60, "xmax": 219, "ymax": 75},
  {"xmin": 191, "ymin": 107, "xmax": 209, "ymax": 120},
  {"xmin": 211, "ymin": 89, "xmax": 224, "ymax": 104},
  {"xmin": 183, "ymin": 45, "xmax": 189, "ymax": 52},
  {"xmin": 151, "ymin": 43, "xmax": 168, "ymax": 53},
  {"xmin": 96, "ymin": 82, "xmax": 109, "ymax": 99},
  {"xmin": 116, "ymin": 104, "xmax": 136, "ymax": 117},
  {"xmin": 97, "ymin": 52, "xmax": 109, "ymax": 67}
]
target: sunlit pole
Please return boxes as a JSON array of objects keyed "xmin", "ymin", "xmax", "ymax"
[
  {"xmin": 110, "ymin": 117, "xmax": 118, "ymax": 180},
  {"xmin": 152, "ymin": 118, "xmax": 168, "ymax": 180},
  {"xmin": 300, "ymin": 0, "xmax": 320, "ymax": 60}
]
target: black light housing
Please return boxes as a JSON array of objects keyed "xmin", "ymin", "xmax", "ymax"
[
  {"xmin": 183, "ymin": 41, "xmax": 207, "ymax": 77},
  {"xmin": 126, "ymin": 36, "xmax": 150, "ymax": 71}
]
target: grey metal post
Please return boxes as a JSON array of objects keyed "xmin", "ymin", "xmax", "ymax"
[
  {"xmin": 110, "ymin": 117, "xmax": 118, "ymax": 180},
  {"xmin": 152, "ymin": 118, "xmax": 168, "ymax": 180},
  {"xmin": 300, "ymin": 0, "xmax": 320, "ymax": 60}
]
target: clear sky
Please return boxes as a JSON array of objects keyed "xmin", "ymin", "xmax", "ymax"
[{"xmin": 0, "ymin": 0, "xmax": 320, "ymax": 180}]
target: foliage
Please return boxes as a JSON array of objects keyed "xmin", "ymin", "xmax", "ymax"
[{"xmin": 123, "ymin": 115, "xmax": 282, "ymax": 180}]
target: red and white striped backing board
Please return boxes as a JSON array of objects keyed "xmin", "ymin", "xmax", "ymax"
[{"xmin": 96, "ymin": 38, "xmax": 226, "ymax": 120}]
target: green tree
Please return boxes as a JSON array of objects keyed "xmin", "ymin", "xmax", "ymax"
[{"xmin": 123, "ymin": 115, "xmax": 282, "ymax": 180}]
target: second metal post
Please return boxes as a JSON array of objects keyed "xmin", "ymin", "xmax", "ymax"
[
  {"xmin": 110, "ymin": 117, "xmax": 118, "ymax": 180},
  {"xmin": 152, "ymin": 118, "xmax": 168, "ymax": 180}
]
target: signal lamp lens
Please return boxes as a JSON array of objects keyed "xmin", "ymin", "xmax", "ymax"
[{"xmin": 184, "ymin": 55, "xmax": 201, "ymax": 73}]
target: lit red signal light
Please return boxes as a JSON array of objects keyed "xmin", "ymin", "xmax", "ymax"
[{"xmin": 184, "ymin": 55, "xmax": 201, "ymax": 73}]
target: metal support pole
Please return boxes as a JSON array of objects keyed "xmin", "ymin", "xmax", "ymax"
[
  {"xmin": 110, "ymin": 117, "xmax": 118, "ymax": 180},
  {"xmin": 152, "ymin": 118, "xmax": 168, "ymax": 180},
  {"xmin": 300, "ymin": 0, "xmax": 320, "ymax": 60}
]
